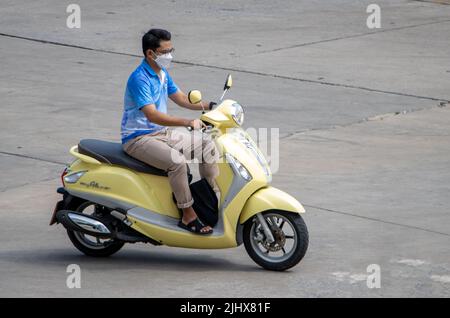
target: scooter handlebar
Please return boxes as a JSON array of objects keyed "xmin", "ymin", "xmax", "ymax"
[{"xmin": 186, "ymin": 122, "xmax": 212, "ymax": 133}]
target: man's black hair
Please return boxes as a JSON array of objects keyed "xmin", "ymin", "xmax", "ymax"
[{"xmin": 142, "ymin": 29, "xmax": 171, "ymax": 56}]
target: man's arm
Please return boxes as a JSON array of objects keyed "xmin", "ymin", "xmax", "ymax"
[
  {"xmin": 141, "ymin": 104, "xmax": 204, "ymax": 129},
  {"xmin": 169, "ymin": 90, "xmax": 212, "ymax": 111}
]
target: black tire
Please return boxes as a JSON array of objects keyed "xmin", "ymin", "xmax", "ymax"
[
  {"xmin": 65, "ymin": 200, "xmax": 125, "ymax": 257},
  {"xmin": 243, "ymin": 211, "xmax": 308, "ymax": 271}
]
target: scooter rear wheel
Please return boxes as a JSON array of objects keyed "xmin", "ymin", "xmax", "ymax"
[
  {"xmin": 243, "ymin": 211, "xmax": 308, "ymax": 271},
  {"xmin": 66, "ymin": 200, "xmax": 125, "ymax": 257}
]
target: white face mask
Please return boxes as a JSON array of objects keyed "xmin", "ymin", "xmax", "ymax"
[{"xmin": 153, "ymin": 52, "xmax": 173, "ymax": 69}]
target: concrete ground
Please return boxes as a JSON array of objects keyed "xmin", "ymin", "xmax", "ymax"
[{"xmin": 0, "ymin": 0, "xmax": 449, "ymax": 297}]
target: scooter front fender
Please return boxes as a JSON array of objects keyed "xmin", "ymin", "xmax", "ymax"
[{"xmin": 239, "ymin": 186, "xmax": 305, "ymax": 224}]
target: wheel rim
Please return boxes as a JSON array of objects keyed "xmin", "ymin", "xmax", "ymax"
[
  {"xmin": 249, "ymin": 213, "xmax": 298, "ymax": 263},
  {"xmin": 73, "ymin": 202, "xmax": 114, "ymax": 250}
]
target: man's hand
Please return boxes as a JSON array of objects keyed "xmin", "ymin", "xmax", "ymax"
[{"xmin": 188, "ymin": 119, "xmax": 206, "ymax": 130}]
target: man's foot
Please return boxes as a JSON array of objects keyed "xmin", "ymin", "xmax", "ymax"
[
  {"xmin": 181, "ymin": 206, "xmax": 212, "ymax": 234},
  {"xmin": 178, "ymin": 218, "xmax": 213, "ymax": 235}
]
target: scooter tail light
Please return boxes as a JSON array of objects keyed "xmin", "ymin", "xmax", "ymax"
[
  {"xmin": 61, "ymin": 167, "xmax": 68, "ymax": 187},
  {"xmin": 63, "ymin": 171, "xmax": 87, "ymax": 184}
]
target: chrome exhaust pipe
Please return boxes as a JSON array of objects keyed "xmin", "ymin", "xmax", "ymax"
[{"xmin": 56, "ymin": 210, "xmax": 112, "ymax": 238}]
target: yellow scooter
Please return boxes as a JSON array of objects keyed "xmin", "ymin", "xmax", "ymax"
[{"xmin": 50, "ymin": 75, "xmax": 308, "ymax": 271}]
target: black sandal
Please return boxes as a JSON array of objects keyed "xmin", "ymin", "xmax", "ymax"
[{"xmin": 178, "ymin": 218, "xmax": 213, "ymax": 235}]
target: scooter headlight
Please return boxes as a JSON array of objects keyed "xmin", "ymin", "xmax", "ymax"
[
  {"xmin": 230, "ymin": 103, "xmax": 244, "ymax": 126},
  {"xmin": 63, "ymin": 171, "xmax": 86, "ymax": 184},
  {"xmin": 225, "ymin": 153, "xmax": 252, "ymax": 181}
]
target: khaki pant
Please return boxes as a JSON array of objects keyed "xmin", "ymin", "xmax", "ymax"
[{"xmin": 123, "ymin": 128, "xmax": 220, "ymax": 208}]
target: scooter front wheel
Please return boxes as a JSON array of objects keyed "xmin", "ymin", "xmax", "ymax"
[
  {"xmin": 67, "ymin": 201, "xmax": 125, "ymax": 257},
  {"xmin": 243, "ymin": 211, "xmax": 308, "ymax": 271}
]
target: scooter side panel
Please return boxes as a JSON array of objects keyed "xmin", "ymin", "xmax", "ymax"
[
  {"xmin": 127, "ymin": 214, "xmax": 237, "ymax": 249},
  {"xmin": 65, "ymin": 160, "xmax": 180, "ymax": 218}
]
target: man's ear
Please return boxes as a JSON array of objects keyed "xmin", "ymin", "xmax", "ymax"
[{"xmin": 145, "ymin": 49, "xmax": 153, "ymax": 59}]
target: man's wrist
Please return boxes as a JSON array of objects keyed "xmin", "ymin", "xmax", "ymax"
[{"xmin": 183, "ymin": 118, "xmax": 191, "ymax": 127}]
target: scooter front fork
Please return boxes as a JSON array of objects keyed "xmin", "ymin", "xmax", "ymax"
[{"xmin": 256, "ymin": 213, "xmax": 275, "ymax": 244}]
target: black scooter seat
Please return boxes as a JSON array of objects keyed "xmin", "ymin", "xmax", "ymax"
[{"xmin": 78, "ymin": 139, "xmax": 168, "ymax": 176}]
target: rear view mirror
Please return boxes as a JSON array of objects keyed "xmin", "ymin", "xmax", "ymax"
[
  {"xmin": 188, "ymin": 90, "xmax": 202, "ymax": 104},
  {"xmin": 224, "ymin": 74, "xmax": 232, "ymax": 90}
]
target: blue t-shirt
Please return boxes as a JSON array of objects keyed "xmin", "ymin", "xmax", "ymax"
[{"xmin": 121, "ymin": 59, "xmax": 179, "ymax": 144}]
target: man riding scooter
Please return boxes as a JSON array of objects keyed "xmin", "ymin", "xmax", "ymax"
[
  {"xmin": 51, "ymin": 28, "xmax": 308, "ymax": 270},
  {"xmin": 121, "ymin": 28, "xmax": 220, "ymax": 235}
]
